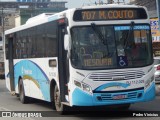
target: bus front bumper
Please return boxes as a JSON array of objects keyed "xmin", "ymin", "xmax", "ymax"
[{"xmin": 72, "ymin": 83, "xmax": 155, "ymax": 106}]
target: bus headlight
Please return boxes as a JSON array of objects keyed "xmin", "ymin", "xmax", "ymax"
[
  {"xmin": 145, "ymin": 76, "xmax": 154, "ymax": 89},
  {"xmin": 74, "ymin": 80, "xmax": 92, "ymax": 93},
  {"xmin": 82, "ymin": 83, "xmax": 92, "ymax": 93},
  {"xmin": 74, "ymin": 80, "xmax": 82, "ymax": 88}
]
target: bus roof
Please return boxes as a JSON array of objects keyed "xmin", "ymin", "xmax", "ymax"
[{"xmin": 5, "ymin": 4, "xmax": 147, "ymax": 35}]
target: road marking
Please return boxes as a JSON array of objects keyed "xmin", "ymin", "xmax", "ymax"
[{"xmin": 0, "ymin": 107, "xmax": 10, "ymax": 111}]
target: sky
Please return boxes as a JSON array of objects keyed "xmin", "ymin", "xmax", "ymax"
[
  {"xmin": 66, "ymin": 0, "xmax": 129, "ymax": 9},
  {"xmin": 0, "ymin": 0, "xmax": 129, "ymax": 9},
  {"xmin": 0, "ymin": 0, "xmax": 90, "ymax": 9},
  {"xmin": 66, "ymin": 0, "xmax": 93, "ymax": 8},
  {"xmin": 0, "ymin": 0, "xmax": 90, "ymax": 8}
]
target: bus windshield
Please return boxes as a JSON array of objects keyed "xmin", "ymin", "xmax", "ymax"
[{"xmin": 71, "ymin": 24, "xmax": 152, "ymax": 69}]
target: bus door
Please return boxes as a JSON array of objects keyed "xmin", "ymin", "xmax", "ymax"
[
  {"xmin": 58, "ymin": 22, "xmax": 69, "ymax": 102},
  {"xmin": 8, "ymin": 35, "xmax": 15, "ymax": 92}
]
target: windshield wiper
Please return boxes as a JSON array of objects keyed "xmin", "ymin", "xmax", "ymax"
[
  {"xmin": 91, "ymin": 23, "xmax": 110, "ymax": 57},
  {"xmin": 124, "ymin": 21, "xmax": 135, "ymax": 50}
]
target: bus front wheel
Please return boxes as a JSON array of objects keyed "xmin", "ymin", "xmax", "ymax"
[
  {"xmin": 54, "ymin": 85, "xmax": 68, "ymax": 113},
  {"xmin": 18, "ymin": 80, "xmax": 28, "ymax": 104}
]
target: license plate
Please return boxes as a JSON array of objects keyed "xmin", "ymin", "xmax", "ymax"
[{"xmin": 113, "ymin": 95, "xmax": 127, "ymax": 100}]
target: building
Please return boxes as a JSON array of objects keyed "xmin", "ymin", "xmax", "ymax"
[
  {"xmin": 0, "ymin": 0, "xmax": 67, "ymax": 35},
  {"xmin": 129, "ymin": 0, "xmax": 160, "ymax": 54},
  {"xmin": 129, "ymin": 0, "xmax": 157, "ymax": 18},
  {"xmin": 0, "ymin": 1, "xmax": 67, "ymax": 78},
  {"xmin": 0, "ymin": 10, "xmax": 16, "ymax": 34}
]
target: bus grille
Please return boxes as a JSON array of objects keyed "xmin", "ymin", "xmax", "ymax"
[
  {"xmin": 88, "ymin": 70, "xmax": 145, "ymax": 81},
  {"xmin": 97, "ymin": 91, "xmax": 143, "ymax": 101}
]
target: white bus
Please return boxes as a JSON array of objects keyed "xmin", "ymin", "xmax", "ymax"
[{"xmin": 4, "ymin": 4, "xmax": 155, "ymax": 112}]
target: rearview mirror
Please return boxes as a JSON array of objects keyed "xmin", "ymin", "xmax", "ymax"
[
  {"xmin": 64, "ymin": 34, "xmax": 70, "ymax": 50},
  {"xmin": 64, "ymin": 34, "xmax": 71, "ymax": 58}
]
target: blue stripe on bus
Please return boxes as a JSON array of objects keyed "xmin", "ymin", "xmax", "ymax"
[
  {"xmin": 94, "ymin": 82, "xmax": 130, "ymax": 91},
  {"xmin": 14, "ymin": 60, "xmax": 51, "ymax": 101},
  {"xmin": 29, "ymin": 60, "xmax": 50, "ymax": 83},
  {"xmin": 72, "ymin": 83, "xmax": 155, "ymax": 106}
]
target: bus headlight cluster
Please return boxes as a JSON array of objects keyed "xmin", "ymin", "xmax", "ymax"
[
  {"xmin": 145, "ymin": 76, "xmax": 154, "ymax": 89},
  {"xmin": 74, "ymin": 80, "xmax": 92, "ymax": 93}
]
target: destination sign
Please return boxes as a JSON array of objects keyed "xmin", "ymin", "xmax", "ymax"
[
  {"xmin": 73, "ymin": 8, "xmax": 147, "ymax": 21},
  {"xmin": 83, "ymin": 58, "xmax": 112, "ymax": 66}
]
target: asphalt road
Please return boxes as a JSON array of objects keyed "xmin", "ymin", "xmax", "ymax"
[{"xmin": 0, "ymin": 79, "xmax": 160, "ymax": 120}]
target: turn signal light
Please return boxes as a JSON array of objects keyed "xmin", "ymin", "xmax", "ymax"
[{"xmin": 157, "ymin": 65, "xmax": 160, "ymax": 70}]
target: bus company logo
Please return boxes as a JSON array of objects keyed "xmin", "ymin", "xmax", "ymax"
[
  {"xmin": 95, "ymin": 82, "xmax": 130, "ymax": 92},
  {"xmin": 22, "ymin": 67, "xmax": 32, "ymax": 75}
]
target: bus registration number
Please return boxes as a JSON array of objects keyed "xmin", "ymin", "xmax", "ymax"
[{"xmin": 113, "ymin": 94, "xmax": 127, "ymax": 100}]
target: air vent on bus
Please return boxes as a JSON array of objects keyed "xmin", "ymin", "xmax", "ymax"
[
  {"xmin": 96, "ymin": 91, "xmax": 143, "ymax": 101},
  {"xmin": 88, "ymin": 70, "xmax": 145, "ymax": 81}
]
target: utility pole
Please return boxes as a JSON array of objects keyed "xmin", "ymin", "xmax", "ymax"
[
  {"xmin": 0, "ymin": 8, "xmax": 15, "ymax": 50},
  {"xmin": 156, "ymin": 0, "xmax": 160, "ymax": 30},
  {"xmin": 1, "ymin": 7, "xmax": 4, "ymax": 50}
]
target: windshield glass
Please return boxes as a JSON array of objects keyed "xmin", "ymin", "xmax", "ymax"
[{"xmin": 71, "ymin": 24, "xmax": 153, "ymax": 69}]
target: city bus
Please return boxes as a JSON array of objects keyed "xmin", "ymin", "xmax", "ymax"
[{"xmin": 4, "ymin": 4, "xmax": 155, "ymax": 112}]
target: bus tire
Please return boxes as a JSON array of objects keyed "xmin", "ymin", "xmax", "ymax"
[
  {"xmin": 54, "ymin": 85, "xmax": 68, "ymax": 114},
  {"xmin": 19, "ymin": 80, "xmax": 29, "ymax": 104},
  {"xmin": 50, "ymin": 82, "xmax": 56, "ymax": 110}
]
